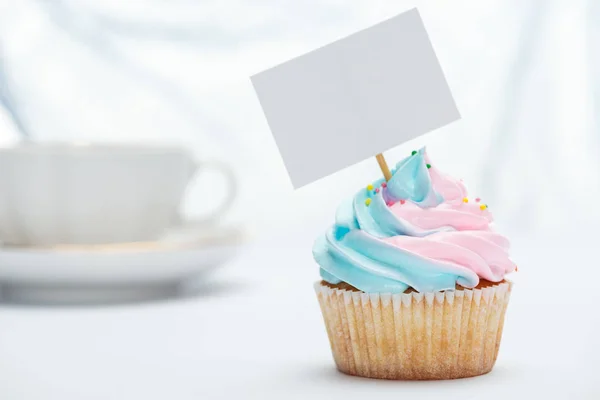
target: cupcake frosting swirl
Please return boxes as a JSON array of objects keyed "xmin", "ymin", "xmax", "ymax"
[{"xmin": 313, "ymin": 148, "xmax": 515, "ymax": 293}]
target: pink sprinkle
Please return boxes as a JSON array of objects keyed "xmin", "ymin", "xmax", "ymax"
[
  {"xmin": 381, "ymin": 182, "xmax": 387, "ymax": 188},
  {"xmin": 475, "ymin": 198, "xmax": 481, "ymax": 202},
  {"xmin": 375, "ymin": 188, "xmax": 380, "ymax": 193},
  {"xmin": 386, "ymin": 201, "xmax": 394, "ymax": 207},
  {"xmin": 400, "ymin": 200, "xmax": 406, "ymax": 205}
]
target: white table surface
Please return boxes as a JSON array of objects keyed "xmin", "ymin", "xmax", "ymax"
[{"xmin": 0, "ymin": 227, "xmax": 598, "ymax": 399}]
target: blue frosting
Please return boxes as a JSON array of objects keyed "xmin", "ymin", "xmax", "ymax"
[{"xmin": 313, "ymin": 148, "xmax": 472, "ymax": 293}]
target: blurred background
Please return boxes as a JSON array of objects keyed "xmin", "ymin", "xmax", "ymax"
[
  {"xmin": 2, "ymin": 0, "xmax": 597, "ymax": 237},
  {"xmin": 0, "ymin": 1, "xmax": 599, "ymax": 398}
]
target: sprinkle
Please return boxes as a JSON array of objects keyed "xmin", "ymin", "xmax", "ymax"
[
  {"xmin": 375, "ymin": 188, "xmax": 380, "ymax": 193},
  {"xmin": 475, "ymin": 198, "xmax": 481, "ymax": 202},
  {"xmin": 386, "ymin": 201, "xmax": 395, "ymax": 207},
  {"xmin": 411, "ymin": 150, "xmax": 417, "ymax": 155},
  {"xmin": 479, "ymin": 204, "xmax": 487, "ymax": 210},
  {"xmin": 366, "ymin": 184, "xmax": 374, "ymax": 191},
  {"xmin": 365, "ymin": 198, "xmax": 372, "ymax": 206},
  {"xmin": 426, "ymin": 164, "xmax": 431, "ymax": 169},
  {"xmin": 515, "ymin": 265, "xmax": 519, "ymax": 272},
  {"xmin": 462, "ymin": 197, "xmax": 469, "ymax": 203},
  {"xmin": 381, "ymin": 182, "xmax": 387, "ymax": 188},
  {"xmin": 400, "ymin": 199, "xmax": 406, "ymax": 205}
]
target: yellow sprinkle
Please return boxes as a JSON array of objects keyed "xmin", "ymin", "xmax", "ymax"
[
  {"xmin": 462, "ymin": 197, "xmax": 468, "ymax": 203},
  {"xmin": 366, "ymin": 184, "xmax": 374, "ymax": 191},
  {"xmin": 480, "ymin": 204, "xmax": 487, "ymax": 210},
  {"xmin": 365, "ymin": 198, "xmax": 372, "ymax": 206}
]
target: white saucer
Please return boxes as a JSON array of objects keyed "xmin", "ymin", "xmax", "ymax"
[{"xmin": 0, "ymin": 226, "xmax": 246, "ymax": 304}]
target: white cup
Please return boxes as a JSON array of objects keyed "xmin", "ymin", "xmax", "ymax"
[{"xmin": 0, "ymin": 143, "xmax": 237, "ymax": 246}]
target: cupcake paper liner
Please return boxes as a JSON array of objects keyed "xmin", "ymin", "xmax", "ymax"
[{"xmin": 314, "ymin": 281, "xmax": 512, "ymax": 380}]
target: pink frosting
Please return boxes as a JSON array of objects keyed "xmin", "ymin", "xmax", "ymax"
[
  {"xmin": 390, "ymin": 201, "xmax": 493, "ymax": 231},
  {"xmin": 425, "ymin": 152, "xmax": 467, "ymax": 204},
  {"xmin": 384, "ymin": 232, "xmax": 515, "ymax": 282},
  {"xmin": 383, "ymin": 150, "xmax": 515, "ymax": 286}
]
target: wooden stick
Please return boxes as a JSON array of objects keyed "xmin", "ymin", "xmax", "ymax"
[{"xmin": 375, "ymin": 153, "xmax": 392, "ymax": 181}]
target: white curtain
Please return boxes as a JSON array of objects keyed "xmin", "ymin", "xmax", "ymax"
[{"xmin": 0, "ymin": 0, "xmax": 597, "ymax": 235}]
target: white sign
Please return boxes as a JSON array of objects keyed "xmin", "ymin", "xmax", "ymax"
[{"xmin": 251, "ymin": 8, "xmax": 460, "ymax": 188}]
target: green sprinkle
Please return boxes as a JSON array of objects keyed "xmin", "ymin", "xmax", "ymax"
[
  {"xmin": 411, "ymin": 150, "xmax": 417, "ymax": 156},
  {"xmin": 426, "ymin": 164, "xmax": 431, "ymax": 169}
]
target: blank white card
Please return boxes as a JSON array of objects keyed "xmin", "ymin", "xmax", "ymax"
[{"xmin": 251, "ymin": 8, "xmax": 460, "ymax": 188}]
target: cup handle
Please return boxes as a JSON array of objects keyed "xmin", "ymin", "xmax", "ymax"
[{"xmin": 179, "ymin": 160, "xmax": 238, "ymax": 226}]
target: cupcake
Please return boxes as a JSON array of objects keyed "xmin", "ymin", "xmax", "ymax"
[{"xmin": 313, "ymin": 147, "xmax": 515, "ymax": 380}]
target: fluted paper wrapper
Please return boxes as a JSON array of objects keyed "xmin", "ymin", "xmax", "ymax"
[{"xmin": 315, "ymin": 281, "xmax": 512, "ymax": 380}]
